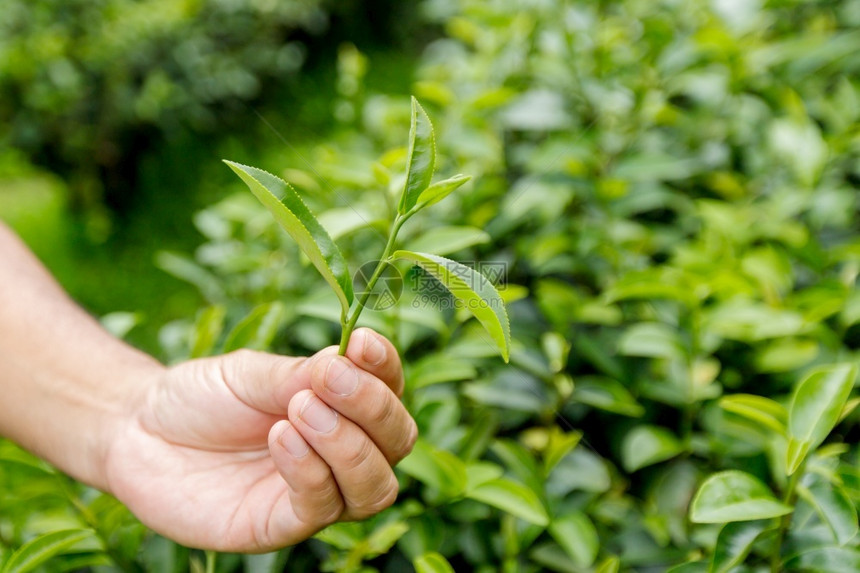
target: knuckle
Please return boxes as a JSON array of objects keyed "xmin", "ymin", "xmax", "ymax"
[
  {"xmin": 367, "ymin": 393, "xmax": 396, "ymax": 427},
  {"xmin": 305, "ymin": 468, "xmax": 333, "ymax": 493},
  {"xmin": 397, "ymin": 419, "xmax": 419, "ymax": 460},
  {"xmin": 341, "ymin": 437, "xmax": 376, "ymax": 471},
  {"xmin": 357, "ymin": 474, "xmax": 400, "ymax": 518},
  {"xmin": 316, "ymin": 495, "xmax": 346, "ymax": 526},
  {"xmin": 295, "ymin": 491, "xmax": 344, "ymax": 526}
]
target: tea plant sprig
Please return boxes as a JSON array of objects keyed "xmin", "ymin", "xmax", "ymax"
[{"xmin": 224, "ymin": 97, "xmax": 510, "ymax": 361}]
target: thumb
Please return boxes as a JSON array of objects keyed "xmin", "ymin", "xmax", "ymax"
[{"xmin": 216, "ymin": 346, "xmax": 339, "ymax": 415}]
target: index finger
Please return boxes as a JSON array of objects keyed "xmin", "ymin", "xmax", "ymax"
[{"xmin": 344, "ymin": 328, "xmax": 404, "ymax": 397}]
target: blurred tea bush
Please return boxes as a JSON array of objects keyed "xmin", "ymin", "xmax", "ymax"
[
  {"xmin": 3, "ymin": 0, "xmax": 860, "ymax": 571},
  {"xmin": 0, "ymin": 0, "xmax": 411, "ymax": 216}
]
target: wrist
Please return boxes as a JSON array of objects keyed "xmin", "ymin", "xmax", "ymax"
[
  {"xmin": 93, "ymin": 355, "xmax": 166, "ymax": 494},
  {"xmin": 70, "ymin": 351, "xmax": 166, "ymax": 494}
]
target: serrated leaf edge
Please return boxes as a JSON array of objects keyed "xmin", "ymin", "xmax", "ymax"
[{"xmin": 224, "ymin": 160, "xmax": 354, "ymax": 313}]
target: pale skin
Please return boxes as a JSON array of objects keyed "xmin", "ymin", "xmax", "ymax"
[{"xmin": 0, "ymin": 222, "xmax": 417, "ymax": 552}]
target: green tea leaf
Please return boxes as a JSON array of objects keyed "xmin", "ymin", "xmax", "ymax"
[
  {"xmin": 397, "ymin": 97, "xmax": 436, "ymax": 214},
  {"xmin": 313, "ymin": 522, "xmax": 363, "ymax": 550},
  {"xmin": 409, "ymin": 354, "xmax": 477, "ymax": 389},
  {"xmin": 465, "ymin": 461, "xmax": 504, "ymax": 490},
  {"xmin": 798, "ymin": 481, "xmax": 859, "ymax": 546},
  {"xmin": 490, "ymin": 439, "xmax": 544, "ymax": 493},
  {"xmin": 755, "ymin": 338, "xmax": 819, "ymax": 373},
  {"xmin": 318, "ymin": 206, "xmax": 384, "ymax": 240},
  {"xmin": 621, "ymin": 425, "xmax": 684, "ymax": 472},
  {"xmin": 595, "ymin": 556, "xmax": 621, "ymax": 573},
  {"xmin": 543, "ymin": 429, "xmax": 582, "ymax": 474},
  {"xmin": 224, "ymin": 160, "xmax": 354, "ymax": 315},
  {"xmin": 364, "ymin": 521, "xmax": 410, "ymax": 557},
  {"xmin": 690, "ymin": 470, "xmax": 792, "ymax": 524},
  {"xmin": 1, "ymin": 529, "xmax": 96, "ymax": 573},
  {"xmin": 617, "ymin": 322, "xmax": 685, "ymax": 359},
  {"xmin": 155, "ymin": 251, "xmax": 226, "ymax": 303},
  {"xmin": 414, "ymin": 552, "xmax": 455, "ymax": 573},
  {"xmin": 710, "ymin": 520, "xmax": 772, "ymax": 573},
  {"xmin": 405, "ymin": 226, "xmax": 490, "ymax": 256},
  {"xmin": 840, "ymin": 397, "xmax": 860, "ymax": 423},
  {"xmin": 573, "ymin": 376, "xmax": 645, "ymax": 417},
  {"xmin": 100, "ymin": 311, "xmax": 142, "ymax": 339},
  {"xmin": 397, "ymin": 438, "xmax": 467, "ymax": 498},
  {"xmin": 786, "ymin": 363, "xmax": 857, "ymax": 474},
  {"xmin": 459, "ymin": 411, "xmax": 499, "ymax": 461},
  {"xmin": 223, "ymin": 301, "xmax": 286, "ymax": 352},
  {"xmin": 719, "ymin": 394, "xmax": 788, "ymax": 435},
  {"xmin": 465, "ymin": 477, "xmax": 549, "ymax": 526},
  {"xmin": 414, "ymin": 174, "xmax": 471, "ymax": 211},
  {"xmin": 189, "ymin": 305, "xmax": 226, "ymax": 358},
  {"xmin": 548, "ymin": 512, "xmax": 599, "ymax": 567},
  {"xmin": 394, "ymin": 250, "xmax": 510, "ymax": 362},
  {"xmin": 783, "ymin": 546, "xmax": 860, "ymax": 571}
]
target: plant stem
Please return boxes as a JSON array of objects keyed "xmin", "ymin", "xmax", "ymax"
[
  {"xmin": 205, "ymin": 550, "xmax": 217, "ymax": 573},
  {"xmin": 337, "ymin": 214, "xmax": 406, "ymax": 355},
  {"xmin": 770, "ymin": 462, "xmax": 804, "ymax": 573}
]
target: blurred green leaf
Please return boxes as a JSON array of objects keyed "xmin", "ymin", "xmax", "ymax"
[
  {"xmin": 543, "ymin": 429, "xmax": 582, "ymax": 475},
  {"xmin": 595, "ymin": 556, "xmax": 621, "ymax": 573},
  {"xmin": 409, "ymin": 354, "xmax": 477, "ymax": 389},
  {"xmin": 798, "ymin": 481, "xmax": 858, "ymax": 546},
  {"xmin": 755, "ymin": 338, "xmax": 819, "ymax": 373},
  {"xmin": 719, "ymin": 394, "xmax": 787, "ymax": 435},
  {"xmin": 190, "ymin": 305, "xmax": 227, "ymax": 358},
  {"xmin": 363, "ymin": 521, "xmax": 410, "ymax": 557},
  {"xmin": 783, "ymin": 546, "xmax": 860, "ymax": 571},
  {"xmin": 786, "ymin": 363, "xmax": 857, "ymax": 475},
  {"xmin": 710, "ymin": 520, "xmax": 772, "ymax": 573},
  {"xmin": 617, "ymin": 322, "xmax": 686, "ymax": 359},
  {"xmin": 413, "ymin": 552, "xmax": 455, "ymax": 573},
  {"xmin": 222, "ymin": 301, "xmax": 286, "ymax": 353},
  {"xmin": 573, "ymin": 376, "xmax": 645, "ymax": 417},
  {"xmin": 465, "ymin": 461, "xmax": 504, "ymax": 491},
  {"xmin": 548, "ymin": 512, "xmax": 599, "ymax": 567},
  {"xmin": 405, "ymin": 226, "xmax": 490, "ymax": 256},
  {"xmin": 465, "ymin": 477, "xmax": 549, "ymax": 526},
  {"xmin": 398, "ymin": 438, "xmax": 467, "ymax": 498},
  {"xmin": 1, "ymin": 529, "xmax": 97, "ymax": 573},
  {"xmin": 318, "ymin": 207, "xmax": 384, "ymax": 241},
  {"xmin": 690, "ymin": 471, "xmax": 792, "ymax": 524},
  {"xmin": 155, "ymin": 251, "xmax": 225, "ymax": 303},
  {"xmin": 621, "ymin": 425, "xmax": 684, "ymax": 472},
  {"xmin": 100, "ymin": 311, "xmax": 142, "ymax": 339}
]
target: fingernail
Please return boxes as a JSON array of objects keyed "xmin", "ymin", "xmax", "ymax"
[
  {"xmin": 325, "ymin": 358, "xmax": 359, "ymax": 396},
  {"xmin": 279, "ymin": 422, "xmax": 309, "ymax": 458},
  {"xmin": 363, "ymin": 331, "xmax": 387, "ymax": 366},
  {"xmin": 300, "ymin": 394, "xmax": 338, "ymax": 433}
]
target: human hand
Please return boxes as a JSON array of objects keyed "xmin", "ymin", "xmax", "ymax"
[{"xmin": 103, "ymin": 328, "xmax": 416, "ymax": 552}]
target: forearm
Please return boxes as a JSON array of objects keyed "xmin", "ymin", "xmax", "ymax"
[{"xmin": 0, "ymin": 223, "xmax": 165, "ymax": 490}]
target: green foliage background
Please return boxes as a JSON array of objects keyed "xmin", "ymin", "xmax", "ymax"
[{"xmin": 2, "ymin": 0, "xmax": 860, "ymax": 571}]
